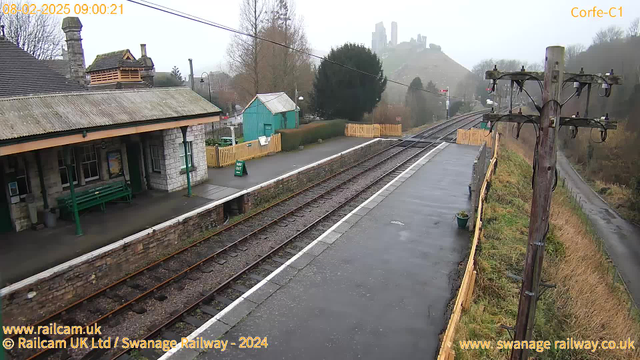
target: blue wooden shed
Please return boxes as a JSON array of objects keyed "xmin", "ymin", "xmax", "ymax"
[{"xmin": 242, "ymin": 92, "xmax": 297, "ymax": 141}]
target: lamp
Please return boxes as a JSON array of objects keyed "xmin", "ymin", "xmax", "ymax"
[{"xmin": 200, "ymin": 72, "xmax": 212, "ymax": 103}]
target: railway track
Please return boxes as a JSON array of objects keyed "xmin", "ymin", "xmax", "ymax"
[{"xmin": 6, "ymin": 111, "xmax": 485, "ymax": 360}]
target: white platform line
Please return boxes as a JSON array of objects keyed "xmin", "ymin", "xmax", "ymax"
[{"xmin": 158, "ymin": 142, "xmax": 448, "ymax": 360}]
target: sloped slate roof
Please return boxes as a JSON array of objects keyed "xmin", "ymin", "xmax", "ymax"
[
  {"xmin": 86, "ymin": 50, "xmax": 144, "ymax": 72},
  {"xmin": 246, "ymin": 92, "xmax": 297, "ymax": 115},
  {"xmin": 42, "ymin": 59, "xmax": 71, "ymax": 78},
  {"xmin": 0, "ymin": 87, "xmax": 221, "ymax": 141},
  {"xmin": 0, "ymin": 38, "xmax": 85, "ymax": 98}
]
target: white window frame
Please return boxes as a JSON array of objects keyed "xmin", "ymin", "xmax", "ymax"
[
  {"xmin": 179, "ymin": 141, "xmax": 193, "ymax": 169},
  {"xmin": 57, "ymin": 149, "xmax": 78, "ymax": 187},
  {"xmin": 80, "ymin": 145, "xmax": 100, "ymax": 182},
  {"xmin": 15, "ymin": 158, "xmax": 31, "ymax": 199},
  {"xmin": 150, "ymin": 145, "xmax": 163, "ymax": 173}
]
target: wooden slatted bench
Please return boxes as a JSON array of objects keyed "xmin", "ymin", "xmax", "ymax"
[{"xmin": 56, "ymin": 181, "xmax": 132, "ymax": 219}]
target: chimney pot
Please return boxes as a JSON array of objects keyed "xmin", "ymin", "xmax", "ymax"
[
  {"xmin": 140, "ymin": 44, "xmax": 147, "ymax": 57},
  {"xmin": 62, "ymin": 17, "xmax": 86, "ymax": 87}
]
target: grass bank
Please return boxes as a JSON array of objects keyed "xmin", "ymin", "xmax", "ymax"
[
  {"xmin": 570, "ymin": 162, "xmax": 640, "ymax": 225},
  {"xmin": 453, "ymin": 142, "xmax": 640, "ymax": 360}
]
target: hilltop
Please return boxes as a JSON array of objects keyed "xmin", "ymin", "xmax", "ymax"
[{"xmin": 380, "ymin": 42, "xmax": 475, "ymax": 103}]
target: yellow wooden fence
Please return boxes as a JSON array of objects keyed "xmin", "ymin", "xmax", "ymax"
[
  {"xmin": 345, "ymin": 123, "xmax": 402, "ymax": 138},
  {"xmin": 437, "ymin": 133, "xmax": 499, "ymax": 360},
  {"xmin": 456, "ymin": 128, "xmax": 494, "ymax": 147},
  {"xmin": 379, "ymin": 124, "xmax": 403, "ymax": 136},
  {"xmin": 206, "ymin": 133, "xmax": 281, "ymax": 168}
]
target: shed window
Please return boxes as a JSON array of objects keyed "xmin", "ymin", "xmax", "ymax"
[
  {"xmin": 179, "ymin": 142, "xmax": 193, "ymax": 169},
  {"xmin": 58, "ymin": 150, "xmax": 78, "ymax": 187},
  {"xmin": 150, "ymin": 145, "xmax": 163, "ymax": 173},
  {"xmin": 80, "ymin": 145, "xmax": 100, "ymax": 181}
]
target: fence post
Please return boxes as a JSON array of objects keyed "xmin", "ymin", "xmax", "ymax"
[
  {"xmin": 463, "ymin": 270, "xmax": 477, "ymax": 310},
  {"xmin": 214, "ymin": 145, "xmax": 220, "ymax": 168}
]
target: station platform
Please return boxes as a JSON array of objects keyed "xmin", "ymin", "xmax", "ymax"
[
  {"xmin": 0, "ymin": 137, "xmax": 372, "ymax": 286},
  {"xmin": 164, "ymin": 143, "xmax": 479, "ymax": 360},
  {"xmin": 206, "ymin": 136, "xmax": 370, "ymax": 190}
]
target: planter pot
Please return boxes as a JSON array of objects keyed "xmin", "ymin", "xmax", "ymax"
[
  {"xmin": 456, "ymin": 215, "xmax": 469, "ymax": 229},
  {"xmin": 43, "ymin": 210, "xmax": 57, "ymax": 228}
]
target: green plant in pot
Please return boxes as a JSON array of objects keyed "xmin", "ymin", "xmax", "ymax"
[{"xmin": 456, "ymin": 210, "xmax": 469, "ymax": 229}]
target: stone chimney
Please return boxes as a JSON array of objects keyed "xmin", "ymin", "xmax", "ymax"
[
  {"xmin": 139, "ymin": 44, "xmax": 155, "ymax": 87},
  {"xmin": 61, "ymin": 17, "xmax": 86, "ymax": 87}
]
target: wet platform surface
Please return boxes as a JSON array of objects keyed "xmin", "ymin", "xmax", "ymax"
[{"xmin": 168, "ymin": 143, "xmax": 480, "ymax": 360}]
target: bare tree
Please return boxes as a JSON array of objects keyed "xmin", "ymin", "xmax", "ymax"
[
  {"xmin": 593, "ymin": 25, "xmax": 624, "ymax": 44},
  {"xmin": 259, "ymin": 0, "xmax": 312, "ymax": 99},
  {"xmin": 526, "ymin": 62, "xmax": 543, "ymax": 72},
  {"xmin": 0, "ymin": 0, "xmax": 63, "ymax": 59},
  {"xmin": 565, "ymin": 43, "xmax": 585, "ymax": 65},
  {"xmin": 227, "ymin": 0, "xmax": 266, "ymax": 101},
  {"xmin": 471, "ymin": 59, "xmax": 527, "ymax": 79},
  {"xmin": 628, "ymin": 18, "xmax": 639, "ymax": 38}
]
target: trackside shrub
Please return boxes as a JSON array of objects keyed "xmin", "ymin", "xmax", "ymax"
[{"xmin": 278, "ymin": 120, "xmax": 346, "ymax": 151}]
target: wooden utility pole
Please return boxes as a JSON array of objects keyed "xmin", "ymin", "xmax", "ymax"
[
  {"xmin": 510, "ymin": 46, "xmax": 564, "ymax": 360},
  {"xmin": 483, "ymin": 46, "xmax": 621, "ymax": 360}
]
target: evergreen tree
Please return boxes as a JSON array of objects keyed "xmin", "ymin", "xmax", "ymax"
[
  {"xmin": 170, "ymin": 66, "xmax": 184, "ymax": 83},
  {"xmin": 405, "ymin": 77, "xmax": 429, "ymax": 126},
  {"xmin": 312, "ymin": 43, "xmax": 387, "ymax": 121}
]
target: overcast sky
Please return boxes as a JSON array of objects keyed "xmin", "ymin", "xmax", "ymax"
[{"xmin": 65, "ymin": 0, "xmax": 639, "ymax": 77}]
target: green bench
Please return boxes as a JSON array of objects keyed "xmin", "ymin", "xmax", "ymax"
[{"xmin": 56, "ymin": 181, "xmax": 132, "ymax": 219}]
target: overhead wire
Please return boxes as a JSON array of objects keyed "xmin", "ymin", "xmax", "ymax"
[
  {"xmin": 126, "ymin": 0, "xmax": 465, "ymax": 100},
  {"xmin": 489, "ymin": 68, "xmax": 613, "ymax": 196}
]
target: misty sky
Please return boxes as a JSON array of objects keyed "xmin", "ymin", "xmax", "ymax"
[{"xmin": 59, "ymin": 0, "xmax": 639, "ymax": 77}]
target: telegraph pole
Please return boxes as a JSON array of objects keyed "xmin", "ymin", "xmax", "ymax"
[
  {"xmin": 482, "ymin": 45, "xmax": 621, "ymax": 360},
  {"xmin": 511, "ymin": 46, "xmax": 563, "ymax": 360}
]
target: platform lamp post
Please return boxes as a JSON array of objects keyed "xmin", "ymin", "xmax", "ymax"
[
  {"xmin": 294, "ymin": 85, "xmax": 304, "ymax": 128},
  {"xmin": 180, "ymin": 126, "xmax": 192, "ymax": 197},
  {"xmin": 200, "ymin": 72, "xmax": 212, "ymax": 103},
  {"xmin": 64, "ymin": 146, "xmax": 82, "ymax": 236}
]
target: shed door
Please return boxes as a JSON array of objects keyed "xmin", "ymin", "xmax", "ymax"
[{"xmin": 264, "ymin": 124, "xmax": 273, "ymax": 137}]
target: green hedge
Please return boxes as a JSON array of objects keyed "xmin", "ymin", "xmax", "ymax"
[{"xmin": 277, "ymin": 120, "xmax": 346, "ymax": 151}]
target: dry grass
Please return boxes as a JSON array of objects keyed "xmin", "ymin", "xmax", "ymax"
[
  {"xmin": 507, "ymin": 133, "xmax": 640, "ymax": 358},
  {"xmin": 453, "ymin": 137, "xmax": 640, "ymax": 360},
  {"xmin": 591, "ymin": 179, "xmax": 640, "ymax": 225},
  {"xmin": 550, "ymin": 189, "xmax": 640, "ymax": 359}
]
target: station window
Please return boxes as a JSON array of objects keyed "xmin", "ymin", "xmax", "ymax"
[
  {"xmin": 58, "ymin": 150, "xmax": 78, "ymax": 187},
  {"xmin": 11, "ymin": 157, "xmax": 31, "ymax": 200},
  {"xmin": 16, "ymin": 166, "xmax": 30, "ymax": 198},
  {"xmin": 179, "ymin": 141, "xmax": 193, "ymax": 169},
  {"xmin": 80, "ymin": 145, "xmax": 100, "ymax": 181},
  {"xmin": 150, "ymin": 145, "xmax": 163, "ymax": 173}
]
